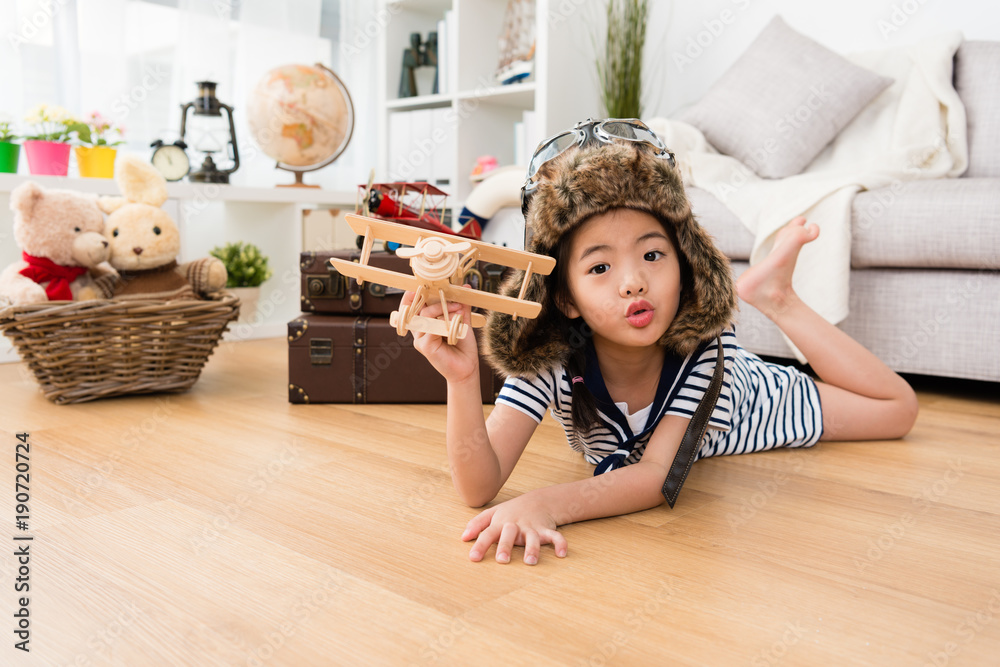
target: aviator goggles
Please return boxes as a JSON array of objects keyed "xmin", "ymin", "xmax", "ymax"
[{"xmin": 520, "ymin": 118, "xmax": 676, "ymax": 216}]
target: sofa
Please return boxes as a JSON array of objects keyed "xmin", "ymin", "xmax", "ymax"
[{"xmin": 666, "ymin": 28, "xmax": 999, "ymax": 383}]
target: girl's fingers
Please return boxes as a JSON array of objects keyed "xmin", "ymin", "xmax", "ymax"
[
  {"xmin": 462, "ymin": 508, "xmax": 495, "ymax": 542},
  {"xmin": 468, "ymin": 526, "xmax": 499, "ymax": 562},
  {"xmin": 543, "ymin": 529, "xmax": 568, "ymax": 558},
  {"xmin": 523, "ymin": 530, "xmax": 541, "ymax": 565},
  {"xmin": 495, "ymin": 523, "xmax": 519, "ymax": 564}
]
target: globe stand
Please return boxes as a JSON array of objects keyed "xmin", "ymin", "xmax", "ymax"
[{"xmin": 276, "ymin": 167, "xmax": 321, "ymax": 189}]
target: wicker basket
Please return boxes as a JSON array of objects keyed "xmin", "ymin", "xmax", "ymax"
[{"xmin": 0, "ymin": 293, "xmax": 240, "ymax": 404}]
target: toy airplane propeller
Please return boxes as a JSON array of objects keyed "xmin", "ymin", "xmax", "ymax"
[{"xmin": 328, "ymin": 214, "xmax": 556, "ymax": 345}]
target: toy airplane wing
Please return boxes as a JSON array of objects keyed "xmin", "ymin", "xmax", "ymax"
[
  {"xmin": 438, "ymin": 283, "xmax": 542, "ymax": 319},
  {"xmin": 344, "ymin": 213, "xmax": 556, "ymax": 275},
  {"xmin": 326, "ymin": 258, "xmax": 421, "ymax": 293}
]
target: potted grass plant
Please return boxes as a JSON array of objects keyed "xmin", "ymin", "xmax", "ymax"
[
  {"xmin": 22, "ymin": 104, "xmax": 87, "ymax": 176},
  {"xmin": 74, "ymin": 112, "xmax": 125, "ymax": 178},
  {"xmin": 209, "ymin": 242, "xmax": 273, "ymax": 323},
  {"xmin": 594, "ymin": 0, "xmax": 650, "ymax": 119},
  {"xmin": 0, "ymin": 118, "xmax": 20, "ymax": 173}
]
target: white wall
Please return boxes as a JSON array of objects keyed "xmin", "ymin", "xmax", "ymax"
[{"xmin": 642, "ymin": 0, "xmax": 1000, "ymax": 117}]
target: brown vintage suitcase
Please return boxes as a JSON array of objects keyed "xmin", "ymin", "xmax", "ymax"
[
  {"xmin": 288, "ymin": 313, "xmax": 503, "ymax": 404},
  {"xmin": 300, "ymin": 250, "xmax": 509, "ymax": 315}
]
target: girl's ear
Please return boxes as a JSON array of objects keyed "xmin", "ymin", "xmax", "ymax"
[{"xmin": 555, "ymin": 291, "xmax": 581, "ymax": 319}]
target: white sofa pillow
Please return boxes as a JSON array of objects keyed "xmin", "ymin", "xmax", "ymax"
[{"xmin": 680, "ymin": 16, "xmax": 893, "ymax": 179}]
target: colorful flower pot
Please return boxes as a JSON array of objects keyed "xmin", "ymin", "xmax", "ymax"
[
  {"xmin": 23, "ymin": 140, "xmax": 71, "ymax": 176},
  {"xmin": 0, "ymin": 141, "xmax": 19, "ymax": 173},
  {"xmin": 75, "ymin": 146, "xmax": 117, "ymax": 178}
]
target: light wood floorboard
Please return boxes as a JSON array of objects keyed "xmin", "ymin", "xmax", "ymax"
[{"xmin": 1, "ymin": 337, "xmax": 998, "ymax": 666}]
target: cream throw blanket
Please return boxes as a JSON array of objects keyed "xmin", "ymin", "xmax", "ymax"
[{"xmin": 648, "ymin": 31, "xmax": 968, "ymax": 361}]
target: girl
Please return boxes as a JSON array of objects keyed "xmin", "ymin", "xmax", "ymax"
[{"xmin": 404, "ymin": 119, "xmax": 918, "ymax": 566}]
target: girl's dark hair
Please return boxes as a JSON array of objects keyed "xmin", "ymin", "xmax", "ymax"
[{"xmin": 550, "ymin": 211, "xmax": 693, "ymax": 432}]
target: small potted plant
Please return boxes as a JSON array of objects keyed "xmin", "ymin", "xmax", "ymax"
[
  {"xmin": 0, "ymin": 118, "xmax": 20, "ymax": 173},
  {"xmin": 22, "ymin": 104, "xmax": 87, "ymax": 176},
  {"xmin": 74, "ymin": 112, "xmax": 125, "ymax": 178},
  {"xmin": 209, "ymin": 241, "xmax": 273, "ymax": 323}
]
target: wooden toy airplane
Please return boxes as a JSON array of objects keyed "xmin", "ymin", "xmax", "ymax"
[{"xmin": 328, "ymin": 213, "xmax": 556, "ymax": 345}]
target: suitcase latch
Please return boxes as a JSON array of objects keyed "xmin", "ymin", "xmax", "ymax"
[
  {"xmin": 309, "ymin": 270, "xmax": 345, "ymax": 300},
  {"xmin": 309, "ymin": 338, "xmax": 333, "ymax": 365}
]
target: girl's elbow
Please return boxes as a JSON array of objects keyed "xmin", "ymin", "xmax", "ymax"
[{"xmin": 457, "ymin": 486, "xmax": 498, "ymax": 508}]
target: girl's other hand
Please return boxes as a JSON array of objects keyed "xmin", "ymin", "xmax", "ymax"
[
  {"xmin": 462, "ymin": 495, "xmax": 568, "ymax": 565},
  {"xmin": 402, "ymin": 288, "xmax": 481, "ymax": 385}
]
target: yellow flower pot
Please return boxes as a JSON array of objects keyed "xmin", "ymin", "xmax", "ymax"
[{"xmin": 75, "ymin": 146, "xmax": 117, "ymax": 178}]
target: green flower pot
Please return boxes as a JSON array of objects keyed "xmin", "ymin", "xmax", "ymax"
[{"xmin": 0, "ymin": 141, "xmax": 20, "ymax": 173}]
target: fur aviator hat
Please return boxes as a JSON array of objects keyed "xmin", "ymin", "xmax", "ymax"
[{"xmin": 484, "ymin": 139, "xmax": 737, "ymax": 378}]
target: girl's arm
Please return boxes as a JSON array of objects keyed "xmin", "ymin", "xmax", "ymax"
[
  {"xmin": 405, "ymin": 292, "xmax": 539, "ymax": 506},
  {"xmin": 463, "ymin": 412, "xmax": 691, "ymax": 565}
]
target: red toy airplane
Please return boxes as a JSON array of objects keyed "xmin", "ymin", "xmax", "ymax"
[{"xmin": 356, "ymin": 171, "xmax": 481, "ymax": 250}]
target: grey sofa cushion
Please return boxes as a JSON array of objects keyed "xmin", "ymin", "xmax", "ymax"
[
  {"xmin": 732, "ymin": 261, "xmax": 1000, "ymax": 381},
  {"xmin": 680, "ymin": 16, "xmax": 892, "ymax": 179},
  {"xmin": 688, "ymin": 186, "xmax": 755, "ymax": 260},
  {"xmin": 852, "ymin": 179, "xmax": 1000, "ymax": 269},
  {"xmin": 955, "ymin": 41, "xmax": 1000, "ymax": 178}
]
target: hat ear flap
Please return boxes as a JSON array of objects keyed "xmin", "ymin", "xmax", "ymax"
[
  {"xmin": 659, "ymin": 212, "xmax": 738, "ymax": 356},
  {"xmin": 484, "ymin": 269, "xmax": 570, "ymax": 378}
]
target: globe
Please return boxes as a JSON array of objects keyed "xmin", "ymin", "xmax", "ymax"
[{"xmin": 247, "ymin": 63, "xmax": 354, "ymax": 186}]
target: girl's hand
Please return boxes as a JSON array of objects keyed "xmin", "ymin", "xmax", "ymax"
[
  {"xmin": 462, "ymin": 494, "xmax": 568, "ymax": 565},
  {"xmin": 403, "ymin": 288, "xmax": 481, "ymax": 384}
]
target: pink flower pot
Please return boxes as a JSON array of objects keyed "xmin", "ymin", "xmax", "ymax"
[{"xmin": 23, "ymin": 140, "xmax": 72, "ymax": 176}]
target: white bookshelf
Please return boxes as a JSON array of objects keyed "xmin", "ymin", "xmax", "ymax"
[
  {"xmin": 0, "ymin": 172, "xmax": 354, "ymax": 363},
  {"xmin": 377, "ymin": 0, "xmax": 602, "ymax": 206}
]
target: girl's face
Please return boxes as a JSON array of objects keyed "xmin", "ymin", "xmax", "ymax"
[{"xmin": 558, "ymin": 209, "xmax": 682, "ymax": 352}]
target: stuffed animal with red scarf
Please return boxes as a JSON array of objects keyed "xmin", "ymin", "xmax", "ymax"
[
  {"xmin": 0, "ymin": 181, "xmax": 110, "ymax": 306},
  {"xmin": 93, "ymin": 155, "xmax": 227, "ymax": 300}
]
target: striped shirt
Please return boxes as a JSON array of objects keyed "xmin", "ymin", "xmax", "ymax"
[{"xmin": 496, "ymin": 327, "xmax": 823, "ymax": 467}]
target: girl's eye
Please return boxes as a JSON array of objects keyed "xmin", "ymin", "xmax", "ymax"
[
  {"xmin": 644, "ymin": 250, "xmax": 664, "ymax": 262},
  {"xmin": 588, "ymin": 263, "xmax": 609, "ymax": 275}
]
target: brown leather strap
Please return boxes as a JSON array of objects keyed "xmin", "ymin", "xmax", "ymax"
[
  {"xmin": 661, "ymin": 336, "xmax": 725, "ymax": 508},
  {"xmin": 352, "ymin": 316, "xmax": 369, "ymax": 403}
]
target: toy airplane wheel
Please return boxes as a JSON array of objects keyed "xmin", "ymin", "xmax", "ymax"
[
  {"xmin": 446, "ymin": 312, "xmax": 464, "ymax": 346},
  {"xmin": 393, "ymin": 304, "xmax": 410, "ymax": 336}
]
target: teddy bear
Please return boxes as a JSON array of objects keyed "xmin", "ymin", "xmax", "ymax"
[
  {"xmin": 94, "ymin": 154, "xmax": 227, "ymax": 300},
  {"xmin": 0, "ymin": 181, "xmax": 110, "ymax": 306}
]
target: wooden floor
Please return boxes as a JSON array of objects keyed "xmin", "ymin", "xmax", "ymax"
[{"xmin": 1, "ymin": 337, "xmax": 998, "ymax": 666}]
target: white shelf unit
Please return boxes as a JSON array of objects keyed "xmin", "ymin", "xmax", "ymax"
[
  {"xmin": 377, "ymin": 0, "xmax": 602, "ymax": 206},
  {"xmin": 0, "ymin": 173, "xmax": 354, "ymax": 363}
]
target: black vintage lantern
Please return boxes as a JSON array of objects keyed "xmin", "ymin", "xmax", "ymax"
[{"xmin": 179, "ymin": 81, "xmax": 240, "ymax": 184}]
